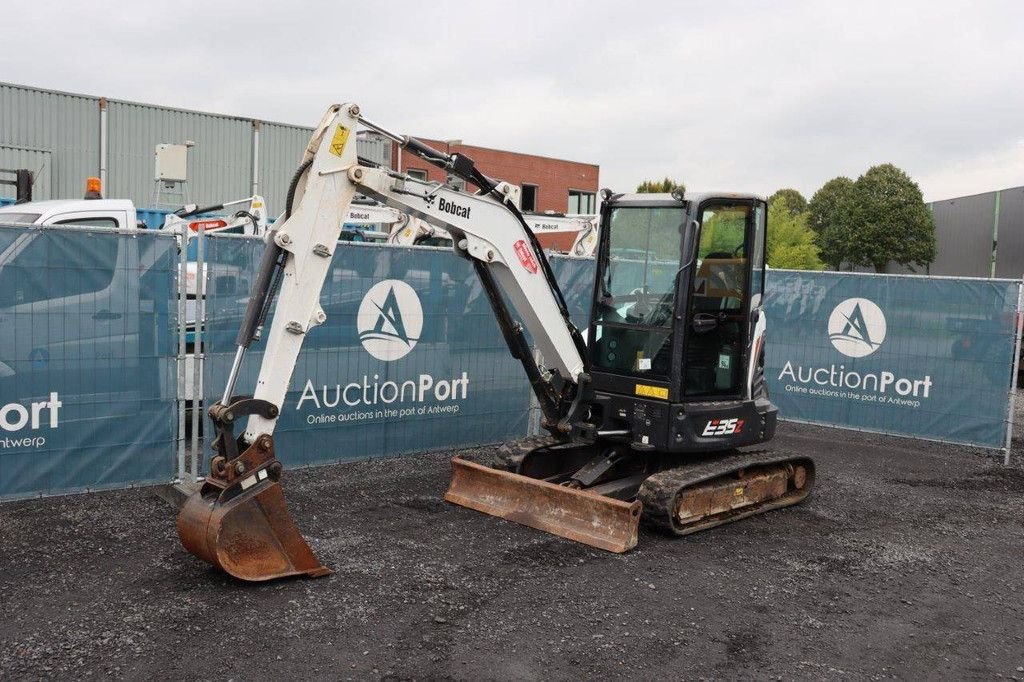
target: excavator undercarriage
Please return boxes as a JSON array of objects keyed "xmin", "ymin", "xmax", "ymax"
[{"xmin": 446, "ymin": 441, "xmax": 814, "ymax": 553}]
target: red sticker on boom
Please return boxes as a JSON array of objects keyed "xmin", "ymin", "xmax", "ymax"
[{"xmin": 513, "ymin": 239, "xmax": 539, "ymax": 274}]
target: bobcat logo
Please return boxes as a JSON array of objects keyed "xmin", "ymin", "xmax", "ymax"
[
  {"xmin": 828, "ymin": 297, "xmax": 887, "ymax": 358},
  {"xmin": 357, "ymin": 280, "xmax": 423, "ymax": 361}
]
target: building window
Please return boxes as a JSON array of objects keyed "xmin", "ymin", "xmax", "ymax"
[
  {"xmin": 446, "ymin": 174, "xmax": 466, "ymax": 192},
  {"xmin": 521, "ymin": 184, "xmax": 538, "ymax": 212},
  {"xmin": 407, "ymin": 168, "xmax": 428, "ymax": 181},
  {"xmin": 568, "ymin": 190, "xmax": 596, "ymax": 214}
]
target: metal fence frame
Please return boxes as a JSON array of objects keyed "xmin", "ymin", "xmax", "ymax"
[
  {"xmin": 0, "ymin": 222, "xmax": 180, "ymax": 499},
  {"xmin": 767, "ymin": 268, "xmax": 1022, "ymax": 461}
]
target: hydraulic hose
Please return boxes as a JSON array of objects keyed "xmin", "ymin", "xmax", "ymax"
[
  {"xmin": 232, "ymin": 210, "xmax": 259, "ymax": 236},
  {"xmin": 233, "ymin": 157, "xmax": 312, "ymax": 349}
]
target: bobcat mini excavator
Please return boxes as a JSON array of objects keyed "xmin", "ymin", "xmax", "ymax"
[{"xmin": 177, "ymin": 104, "xmax": 815, "ymax": 581}]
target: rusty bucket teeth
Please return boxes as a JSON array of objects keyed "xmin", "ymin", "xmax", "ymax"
[
  {"xmin": 177, "ymin": 437, "xmax": 330, "ymax": 582},
  {"xmin": 444, "ymin": 457, "xmax": 641, "ymax": 553}
]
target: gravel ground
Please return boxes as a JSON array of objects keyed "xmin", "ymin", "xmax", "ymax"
[{"xmin": 1, "ymin": 419, "xmax": 1023, "ymax": 680}]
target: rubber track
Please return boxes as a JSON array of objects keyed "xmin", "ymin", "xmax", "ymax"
[{"xmin": 638, "ymin": 449, "xmax": 815, "ymax": 535}]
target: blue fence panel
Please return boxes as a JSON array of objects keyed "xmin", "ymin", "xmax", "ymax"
[
  {"xmin": 0, "ymin": 225, "xmax": 179, "ymax": 499},
  {"xmin": 202, "ymin": 236, "xmax": 532, "ymax": 469},
  {"xmin": 549, "ymin": 255, "xmax": 597, "ymax": 332},
  {"xmin": 550, "ymin": 259, "xmax": 1019, "ymax": 449},
  {"xmin": 764, "ymin": 270, "xmax": 1019, "ymax": 449}
]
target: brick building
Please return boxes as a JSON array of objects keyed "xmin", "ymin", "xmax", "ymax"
[{"xmin": 388, "ymin": 137, "xmax": 599, "ymax": 215}]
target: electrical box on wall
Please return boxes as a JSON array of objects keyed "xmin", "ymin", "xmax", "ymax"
[{"xmin": 154, "ymin": 143, "xmax": 188, "ymax": 182}]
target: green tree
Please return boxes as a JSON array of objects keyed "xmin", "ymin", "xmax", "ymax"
[
  {"xmin": 636, "ymin": 177, "xmax": 685, "ymax": 194},
  {"xmin": 766, "ymin": 196, "xmax": 823, "ymax": 270},
  {"xmin": 768, "ymin": 188, "xmax": 808, "ymax": 216},
  {"xmin": 808, "ymin": 176, "xmax": 857, "ymax": 269},
  {"xmin": 847, "ymin": 164, "xmax": 935, "ymax": 273}
]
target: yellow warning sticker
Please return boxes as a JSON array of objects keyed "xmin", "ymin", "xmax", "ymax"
[
  {"xmin": 634, "ymin": 384, "xmax": 668, "ymax": 400},
  {"xmin": 329, "ymin": 125, "xmax": 350, "ymax": 157},
  {"xmin": 734, "ymin": 486, "xmax": 745, "ymax": 497}
]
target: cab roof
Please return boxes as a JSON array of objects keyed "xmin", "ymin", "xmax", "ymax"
[{"xmin": 609, "ymin": 191, "xmax": 767, "ymax": 205}]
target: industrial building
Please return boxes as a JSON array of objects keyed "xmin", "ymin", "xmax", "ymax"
[
  {"xmin": 924, "ymin": 186, "xmax": 1024, "ymax": 278},
  {"xmin": 0, "ymin": 81, "xmax": 599, "ymax": 219}
]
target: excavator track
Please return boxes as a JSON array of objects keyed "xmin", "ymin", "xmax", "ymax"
[{"xmin": 638, "ymin": 450, "xmax": 814, "ymax": 536}]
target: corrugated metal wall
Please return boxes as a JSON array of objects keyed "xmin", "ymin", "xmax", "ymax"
[
  {"xmin": 927, "ymin": 191, "xmax": 999, "ymax": 277},
  {"xmin": 914, "ymin": 186, "xmax": 1024, "ymax": 278},
  {"xmin": 0, "ymin": 83, "xmax": 99, "ymax": 200},
  {"xmin": 258, "ymin": 122, "xmax": 312, "ymax": 218},
  {"xmin": 107, "ymin": 101, "xmax": 253, "ymax": 209},
  {"xmin": 0, "ymin": 146, "xmax": 52, "ymax": 200},
  {"xmin": 993, "ymin": 187, "xmax": 1024, "ymax": 279},
  {"xmin": 358, "ymin": 132, "xmax": 391, "ymax": 168},
  {"xmin": 0, "ymin": 83, "xmax": 401, "ymax": 217}
]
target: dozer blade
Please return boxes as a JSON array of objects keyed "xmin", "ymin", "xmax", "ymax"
[
  {"xmin": 177, "ymin": 435, "xmax": 331, "ymax": 581},
  {"xmin": 444, "ymin": 457, "xmax": 641, "ymax": 553}
]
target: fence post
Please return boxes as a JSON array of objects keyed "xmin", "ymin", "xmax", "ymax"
[
  {"xmin": 176, "ymin": 224, "xmax": 188, "ymax": 482},
  {"xmin": 190, "ymin": 224, "xmax": 206, "ymax": 484},
  {"xmin": 1005, "ymin": 277, "xmax": 1023, "ymax": 465}
]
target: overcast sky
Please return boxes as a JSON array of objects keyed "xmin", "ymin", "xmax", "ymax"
[{"xmin": 5, "ymin": 1, "xmax": 1021, "ymax": 201}]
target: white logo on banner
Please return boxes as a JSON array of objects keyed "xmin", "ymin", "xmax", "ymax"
[
  {"xmin": 828, "ymin": 297, "xmax": 886, "ymax": 358},
  {"xmin": 357, "ymin": 280, "xmax": 423, "ymax": 361}
]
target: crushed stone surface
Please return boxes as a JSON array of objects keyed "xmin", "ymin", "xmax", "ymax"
[{"xmin": 1, "ymin": 421, "xmax": 1022, "ymax": 680}]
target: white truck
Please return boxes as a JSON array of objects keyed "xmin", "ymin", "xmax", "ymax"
[
  {"xmin": 0, "ymin": 194, "xmax": 270, "ymax": 419},
  {"xmin": 0, "ymin": 198, "xmax": 153, "ymax": 231},
  {"xmin": 0, "ymin": 192, "xmax": 422, "ymax": 407}
]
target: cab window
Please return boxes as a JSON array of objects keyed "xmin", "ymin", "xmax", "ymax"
[{"xmin": 591, "ymin": 206, "xmax": 684, "ymax": 378}]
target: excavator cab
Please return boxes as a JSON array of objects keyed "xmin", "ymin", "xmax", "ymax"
[
  {"xmin": 447, "ymin": 191, "xmax": 812, "ymax": 551},
  {"xmin": 587, "ymin": 193, "xmax": 769, "ymax": 437}
]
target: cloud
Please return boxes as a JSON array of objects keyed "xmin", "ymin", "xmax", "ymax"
[{"xmin": 4, "ymin": 0, "xmax": 1021, "ymax": 201}]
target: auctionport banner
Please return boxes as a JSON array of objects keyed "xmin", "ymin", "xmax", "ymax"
[
  {"xmin": 0, "ymin": 225, "xmax": 179, "ymax": 500},
  {"xmin": 202, "ymin": 237, "xmax": 532, "ymax": 470},
  {"xmin": 764, "ymin": 270, "xmax": 1020, "ymax": 449}
]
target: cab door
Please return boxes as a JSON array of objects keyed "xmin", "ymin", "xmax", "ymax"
[{"xmin": 683, "ymin": 201, "xmax": 758, "ymax": 398}]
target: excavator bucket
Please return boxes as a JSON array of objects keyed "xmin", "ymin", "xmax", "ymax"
[
  {"xmin": 176, "ymin": 436, "xmax": 331, "ymax": 581},
  {"xmin": 444, "ymin": 457, "xmax": 642, "ymax": 553}
]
